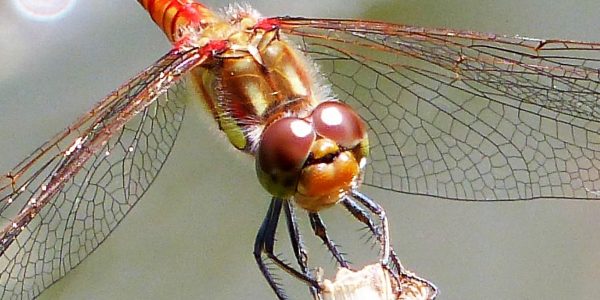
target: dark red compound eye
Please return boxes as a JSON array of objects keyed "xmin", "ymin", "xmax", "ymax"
[
  {"xmin": 311, "ymin": 101, "xmax": 367, "ymax": 148},
  {"xmin": 256, "ymin": 117, "xmax": 316, "ymax": 197}
]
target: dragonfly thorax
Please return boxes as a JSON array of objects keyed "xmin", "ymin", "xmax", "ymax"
[
  {"xmin": 188, "ymin": 24, "xmax": 328, "ymax": 150},
  {"xmin": 256, "ymin": 101, "xmax": 369, "ymax": 212}
]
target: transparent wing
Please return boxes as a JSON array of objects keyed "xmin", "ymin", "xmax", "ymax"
[
  {"xmin": 0, "ymin": 48, "xmax": 204, "ymax": 299},
  {"xmin": 278, "ymin": 17, "xmax": 600, "ymax": 201}
]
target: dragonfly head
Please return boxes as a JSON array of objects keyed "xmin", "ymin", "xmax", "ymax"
[{"xmin": 256, "ymin": 101, "xmax": 369, "ymax": 212}]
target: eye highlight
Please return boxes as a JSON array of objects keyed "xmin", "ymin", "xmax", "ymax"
[
  {"xmin": 290, "ymin": 119, "xmax": 313, "ymax": 138},
  {"xmin": 319, "ymin": 106, "xmax": 343, "ymax": 126}
]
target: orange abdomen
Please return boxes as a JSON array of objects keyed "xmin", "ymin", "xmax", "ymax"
[{"xmin": 137, "ymin": 0, "xmax": 216, "ymax": 43}]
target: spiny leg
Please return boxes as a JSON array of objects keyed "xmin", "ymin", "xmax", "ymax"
[
  {"xmin": 283, "ymin": 201, "xmax": 319, "ymax": 298},
  {"xmin": 340, "ymin": 195, "xmax": 402, "ymax": 273},
  {"xmin": 254, "ymin": 197, "xmax": 287, "ymax": 298},
  {"xmin": 308, "ymin": 212, "xmax": 349, "ymax": 268},
  {"xmin": 254, "ymin": 197, "xmax": 320, "ymax": 300},
  {"xmin": 283, "ymin": 201, "xmax": 309, "ymax": 273},
  {"xmin": 349, "ymin": 190, "xmax": 391, "ymax": 265},
  {"xmin": 342, "ymin": 193, "xmax": 439, "ymax": 296},
  {"xmin": 341, "ymin": 191, "xmax": 403, "ymax": 289},
  {"xmin": 262, "ymin": 200, "xmax": 320, "ymax": 291}
]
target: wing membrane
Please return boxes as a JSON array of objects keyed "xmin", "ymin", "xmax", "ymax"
[
  {"xmin": 279, "ymin": 18, "xmax": 600, "ymax": 201},
  {"xmin": 0, "ymin": 47, "xmax": 204, "ymax": 299}
]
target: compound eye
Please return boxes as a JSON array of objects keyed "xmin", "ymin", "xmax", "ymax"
[
  {"xmin": 312, "ymin": 101, "xmax": 366, "ymax": 148},
  {"xmin": 256, "ymin": 117, "xmax": 316, "ymax": 197}
]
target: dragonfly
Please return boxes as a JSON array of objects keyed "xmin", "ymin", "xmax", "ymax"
[{"xmin": 2, "ymin": 0, "xmax": 600, "ymax": 299}]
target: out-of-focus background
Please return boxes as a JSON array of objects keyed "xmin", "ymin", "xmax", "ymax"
[{"xmin": 1, "ymin": 0, "xmax": 600, "ymax": 299}]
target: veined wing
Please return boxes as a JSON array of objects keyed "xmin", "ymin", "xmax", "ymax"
[
  {"xmin": 0, "ymin": 47, "xmax": 205, "ymax": 299},
  {"xmin": 278, "ymin": 17, "xmax": 600, "ymax": 201}
]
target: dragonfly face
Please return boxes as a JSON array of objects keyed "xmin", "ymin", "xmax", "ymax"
[
  {"xmin": 2, "ymin": 1, "xmax": 600, "ymax": 300},
  {"xmin": 256, "ymin": 100, "xmax": 369, "ymax": 211}
]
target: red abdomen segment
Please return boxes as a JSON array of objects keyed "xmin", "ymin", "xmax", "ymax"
[{"xmin": 137, "ymin": 0, "xmax": 217, "ymax": 43}]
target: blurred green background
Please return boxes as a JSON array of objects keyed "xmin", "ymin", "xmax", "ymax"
[{"xmin": 1, "ymin": 0, "xmax": 599, "ymax": 299}]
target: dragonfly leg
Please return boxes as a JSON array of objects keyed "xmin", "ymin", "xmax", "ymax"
[
  {"xmin": 254, "ymin": 198, "xmax": 320, "ymax": 300},
  {"xmin": 342, "ymin": 194, "xmax": 439, "ymax": 297},
  {"xmin": 308, "ymin": 212, "xmax": 349, "ymax": 268},
  {"xmin": 283, "ymin": 201, "xmax": 320, "ymax": 299},
  {"xmin": 348, "ymin": 191, "xmax": 390, "ymax": 263},
  {"xmin": 342, "ymin": 192, "xmax": 401, "ymax": 285}
]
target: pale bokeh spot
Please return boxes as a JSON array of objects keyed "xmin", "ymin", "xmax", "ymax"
[{"xmin": 12, "ymin": 0, "xmax": 76, "ymax": 21}]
